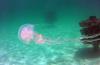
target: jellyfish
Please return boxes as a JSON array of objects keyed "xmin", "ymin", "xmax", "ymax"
[
  {"xmin": 18, "ymin": 24, "xmax": 34, "ymax": 44},
  {"xmin": 18, "ymin": 24, "xmax": 45, "ymax": 44}
]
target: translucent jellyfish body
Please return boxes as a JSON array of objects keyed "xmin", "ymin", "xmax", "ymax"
[
  {"xmin": 18, "ymin": 24, "xmax": 45, "ymax": 44},
  {"xmin": 18, "ymin": 24, "xmax": 34, "ymax": 44}
]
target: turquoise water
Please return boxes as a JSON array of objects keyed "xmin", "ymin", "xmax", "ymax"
[
  {"xmin": 1, "ymin": 16, "xmax": 100, "ymax": 65},
  {"xmin": 0, "ymin": 0, "xmax": 100, "ymax": 65}
]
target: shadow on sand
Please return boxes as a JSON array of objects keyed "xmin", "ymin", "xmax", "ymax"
[
  {"xmin": 75, "ymin": 47, "xmax": 100, "ymax": 59},
  {"xmin": 44, "ymin": 10, "xmax": 57, "ymax": 28}
]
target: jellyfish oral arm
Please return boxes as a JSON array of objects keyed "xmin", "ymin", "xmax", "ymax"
[{"xmin": 33, "ymin": 33, "xmax": 46, "ymax": 44}]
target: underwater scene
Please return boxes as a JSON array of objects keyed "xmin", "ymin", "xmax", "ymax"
[{"xmin": 0, "ymin": 0, "xmax": 100, "ymax": 65}]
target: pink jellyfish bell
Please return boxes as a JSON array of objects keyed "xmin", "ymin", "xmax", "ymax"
[{"xmin": 18, "ymin": 24, "xmax": 34, "ymax": 44}]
